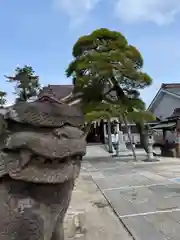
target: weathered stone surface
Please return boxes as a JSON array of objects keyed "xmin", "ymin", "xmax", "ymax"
[{"xmin": 0, "ymin": 99, "xmax": 86, "ymax": 240}]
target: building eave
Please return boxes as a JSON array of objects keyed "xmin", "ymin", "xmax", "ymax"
[
  {"xmin": 148, "ymin": 88, "xmax": 161, "ymax": 111},
  {"xmin": 148, "ymin": 88, "xmax": 180, "ymax": 112}
]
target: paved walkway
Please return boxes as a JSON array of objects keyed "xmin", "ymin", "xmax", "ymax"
[
  {"xmin": 64, "ymin": 173, "xmax": 132, "ymax": 239},
  {"xmin": 84, "ymin": 145, "xmax": 161, "ymax": 160},
  {"xmin": 84, "ymin": 145, "xmax": 111, "ymax": 159},
  {"xmin": 82, "ymin": 157, "xmax": 180, "ymax": 240}
]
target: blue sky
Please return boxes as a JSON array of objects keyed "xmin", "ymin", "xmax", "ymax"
[{"xmin": 1, "ymin": 0, "xmax": 180, "ymax": 107}]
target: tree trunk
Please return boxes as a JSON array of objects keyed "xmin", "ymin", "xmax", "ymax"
[
  {"xmin": 107, "ymin": 120, "xmax": 113, "ymax": 153},
  {"xmin": 83, "ymin": 122, "xmax": 92, "ymax": 139},
  {"xmin": 111, "ymin": 79, "xmax": 136, "ymax": 159},
  {"xmin": 22, "ymin": 88, "xmax": 28, "ymax": 101},
  {"xmin": 136, "ymin": 123, "xmax": 148, "ymax": 153},
  {"xmin": 123, "ymin": 115, "xmax": 136, "ymax": 161}
]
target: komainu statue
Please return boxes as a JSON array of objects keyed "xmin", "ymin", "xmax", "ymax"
[{"xmin": 0, "ymin": 98, "xmax": 86, "ymax": 240}]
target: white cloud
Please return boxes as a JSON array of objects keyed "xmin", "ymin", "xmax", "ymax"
[
  {"xmin": 53, "ymin": 0, "xmax": 100, "ymax": 24},
  {"xmin": 115, "ymin": 0, "xmax": 180, "ymax": 25}
]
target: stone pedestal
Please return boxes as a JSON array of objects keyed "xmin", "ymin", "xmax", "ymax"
[{"xmin": 147, "ymin": 135, "xmax": 154, "ymax": 160}]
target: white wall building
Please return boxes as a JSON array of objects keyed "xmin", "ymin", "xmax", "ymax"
[
  {"xmin": 148, "ymin": 83, "xmax": 180, "ymax": 144},
  {"xmin": 148, "ymin": 83, "xmax": 180, "ymax": 120}
]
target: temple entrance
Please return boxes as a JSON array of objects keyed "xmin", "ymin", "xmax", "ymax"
[{"xmin": 86, "ymin": 120, "xmax": 105, "ymax": 144}]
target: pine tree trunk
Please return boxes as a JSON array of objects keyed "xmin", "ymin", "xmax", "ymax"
[
  {"xmin": 83, "ymin": 122, "xmax": 92, "ymax": 139},
  {"xmin": 136, "ymin": 123, "xmax": 148, "ymax": 153},
  {"xmin": 22, "ymin": 88, "xmax": 28, "ymax": 101},
  {"xmin": 123, "ymin": 115, "xmax": 136, "ymax": 161}
]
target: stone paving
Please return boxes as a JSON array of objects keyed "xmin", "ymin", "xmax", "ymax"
[
  {"xmin": 82, "ymin": 157, "xmax": 180, "ymax": 240},
  {"xmin": 64, "ymin": 172, "xmax": 133, "ymax": 240}
]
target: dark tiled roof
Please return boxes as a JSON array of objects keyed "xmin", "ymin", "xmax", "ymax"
[
  {"xmin": 161, "ymin": 83, "xmax": 180, "ymax": 89},
  {"xmin": 168, "ymin": 108, "xmax": 180, "ymax": 119},
  {"xmin": 39, "ymin": 85, "xmax": 74, "ymax": 101},
  {"xmin": 172, "ymin": 108, "xmax": 180, "ymax": 116}
]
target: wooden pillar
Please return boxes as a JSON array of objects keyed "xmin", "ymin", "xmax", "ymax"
[
  {"xmin": 107, "ymin": 120, "xmax": 113, "ymax": 153},
  {"xmin": 119, "ymin": 122, "xmax": 121, "ymax": 131},
  {"xmin": 162, "ymin": 129, "xmax": 166, "ymax": 143},
  {"xmin": 100, "ymin": 120, "xmax": 104, "ymax": 143},
  {"xmin": 176, "ymin": 120, "xmax": 180, "ymax": 157},
  {"xmin": 96, "ymin": 122, "xmax": 101, "ymax": 142}
]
